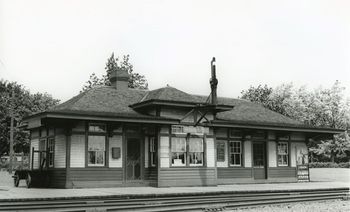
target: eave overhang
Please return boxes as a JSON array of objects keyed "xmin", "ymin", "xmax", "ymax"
[
  {"xmin": 23, "ymin": 111, "xmax": 180, "ymax": 129},
  {"xmin": 210, "ymin": 120, "xmax": 344, "ymax": 134},
  {"xmin": 130, "ymin": 99, "xmax": 234, "ymax": 112}
]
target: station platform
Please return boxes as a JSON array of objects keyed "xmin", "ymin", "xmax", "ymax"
[{"xmin": 0, "ymin": 181, "xmax": 348, "ymax": 201}]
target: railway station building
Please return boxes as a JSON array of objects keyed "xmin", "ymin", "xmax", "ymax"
[{"xmin": 23, "ymin": 61, "xmax": 342, "ymax": 188}]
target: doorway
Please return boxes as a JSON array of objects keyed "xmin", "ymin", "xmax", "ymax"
[
  {"xmin": 253, "ymin": 142, "xmax": 267, "ymax": 179},
  {"xmin": 126, "ymin": 138, "xmax": 142, "ymax": 181}
]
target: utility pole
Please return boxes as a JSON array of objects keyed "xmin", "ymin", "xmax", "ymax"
[{"xmin": 9, "ymin": 89, "xmax": 14, "ymax": 174}]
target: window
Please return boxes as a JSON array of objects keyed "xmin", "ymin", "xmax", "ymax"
[
  {"xmin": 88, "ymin": 123, "xmax": 106, "ymax": 133},
  {"xmin": 278, "ymin": 142, "xmax": 289, "ymax": 166},
  {"xmin": 189, "ymin": 138, "xmax": 203, "ymax": 166},
  {"xmin": 229, "ymin": 141, "xmax": 241, "ymax": 166},
  {"xmin": 172, "ymin": 125, "xmax": 185, "ymax": 134},
  {"xmin": 88, "ymin": 135, "xmax": 106, "ymax": 166},
  {"xmin": 216, "ymin": 140, "xmax": 225, "ymax": 162},
  {"xmin": 171, "ymin": 137, "xmax": 204, "ymax": 167},
  {"xmin": 47, "ymin": 138, "xmax": 54, "ymax": 167},
  {"xmin": 149, "ymin": 137, "xmax": 157, "ymax": 167},
  {"xmin": 39, "ymin": 139, "xmax": 46, "ymax": 168},
  {"xmin": 171, "ymin": 137, "xmax": 186, "ymax": 166},
  {"xmin": 230, "ymin": 129, "xmax": 243, "ymax": 138}
]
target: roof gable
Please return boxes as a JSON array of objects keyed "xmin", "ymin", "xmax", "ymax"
[{"xmin": 141, "ymin": 86, "xmax": 201, "ymax": 103}]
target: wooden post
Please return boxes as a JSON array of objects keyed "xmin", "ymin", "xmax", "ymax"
[
  {"xmin": 9, "ymin": 89, "xmax": 15, "ymax": 174},
  {"xmin": 65, "ymin": 127, "xmax": 72, "ymax": 188}
]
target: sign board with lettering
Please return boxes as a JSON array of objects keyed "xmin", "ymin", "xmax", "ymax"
[
  {"xmin": 297, "ymin": 164, "xmax": 310, "ymax": 182},
  {"xmin": 171, "ymin": 125, "xmax": 209, "ymax": 135}
]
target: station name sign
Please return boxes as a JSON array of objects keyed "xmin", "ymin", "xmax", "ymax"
[{"xmin": 171, "ymin": 125, "xmax": 209, "ymax": 135}]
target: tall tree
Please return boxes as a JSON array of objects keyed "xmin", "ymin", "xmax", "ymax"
[
  {"xmin": 82, "ymin": 53, "xmax": 148, "ymax": 92},
  {"xmin": 0, "ymin": 80, "xmax": 59, "ymax": 157},
  {"xmin": 241, "ymin": 84, "xmax": 273, "ymax": 107},
  {"xmin": 241, "ymin": 83, "xmax": 293, "ymax": 116},
  {"xmin": 240, "ymin": 81, "xmax": 350, "ymax": 162}
]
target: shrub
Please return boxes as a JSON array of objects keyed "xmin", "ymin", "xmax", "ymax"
[{"xmin": 309, "ymin": 162, "xmax": 350, "ymax": 168}]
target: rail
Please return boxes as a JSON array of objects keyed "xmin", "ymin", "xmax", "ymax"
[{"xmin": 0, "ymin": 188, "xmax": 348, "ymax": 211}]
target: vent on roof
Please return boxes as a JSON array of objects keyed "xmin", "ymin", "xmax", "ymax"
[{"xmin": 110, "ymin": 70, "xmax": 129, "ymax": 90}]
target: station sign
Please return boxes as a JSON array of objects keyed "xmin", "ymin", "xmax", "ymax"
[{"xmin": 171, "ymin": 125, "xmax": 209, "ymax": 135}]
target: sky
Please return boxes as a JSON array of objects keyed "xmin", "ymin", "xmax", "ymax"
[{"xmin": 1, "ymin": 0, "xmax": 349, "ymax": 102}]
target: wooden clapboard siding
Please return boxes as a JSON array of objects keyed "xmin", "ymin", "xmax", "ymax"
[
  {"xmin": 48, "ymin": 168, "xmax": 66, "ymax": 188},
  {"xmin": 145, "ymin": 167, "xmax": 158, "ymax": 180},
  {"xmin": 253, "ymin": 168, "xmax": 266, "ymax": 179},
  {"xmin": 217, "ymin": 167, "xmax": 252, "ymax": 179},
  {"xmin": 158, "ymin": 168, "xmax": 216, "ymax": 187},
  {"xmin": 268, "ymin": 141, "xmax": 277, "ymax": 167},
  {"xmin": 160, "ymin": 136, "xmax": 169, "ymax": 168},
  {"xmin": 145, "ymin": 167, "xmax": 158, "ymax": 186},
  {"xmin": 290, "ymin": 142, "xmax": 297, "ymax": 167},
  {"xmin": 206, "ymin": 137, "xmax": 215, "ymax": 167},
  {"xmin": 109, "ymin": 135, "xmax": 122, "ymax": 168},
  {"xmin": 244, "ymin": 141, "xmax": 252, "ymax": 167},
  {"xmin": 145, "ymin": 136, "xmax": 149, "ymax": 168},
  {"xmin": 67, "ymin": 167, "xmax": 123, "ymax": 188},
  {"xmin": 70, "ymin": 134, "xmax": 85, "ymax": 168},
  {"xmin": 68, "ymin": 168, "xmax": 123, "ymax": 181},
  {"xmin": 54, "ymin": 134, "xmax": 66, "ymax": 168},
  {"xmin": 269, "ymin": 167, "xmax": 296, "ymax": 178},
  {"xmin": 30, "ymin": 138, "xmax": 39, "ymax": 169}
]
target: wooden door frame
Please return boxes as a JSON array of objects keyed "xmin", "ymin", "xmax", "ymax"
[
  {"xmin": 124, "ymin": 133, "xmax": 144, "ymax": 182},
  {"xmin": 252, "ymin": 141, "xmax": 267, "ymax": 179}
]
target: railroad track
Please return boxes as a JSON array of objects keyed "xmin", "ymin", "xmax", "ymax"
[{"xmin": 0, "ymin": 188, "xmax": 348, "ymax": 211}]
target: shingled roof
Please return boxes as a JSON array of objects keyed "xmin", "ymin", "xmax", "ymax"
[
  {"xmin": 48, "ymin": 86, "xmax": 150, "ymax": 118},
  {"xmin": 140, "ymin": 86, "xmax": 202, "ymax": 103},
  {"xmin": 30, "ymin": 85, "xmax": 341, "ymax": 133},
  {"xmin": 194, "ymin": 95, "xmax": 302, "ymax": 127}
]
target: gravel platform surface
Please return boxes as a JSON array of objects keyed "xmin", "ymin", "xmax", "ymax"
[{"xmin": 230, "ymin": 199, "xmax": 350, "ymax": 212}]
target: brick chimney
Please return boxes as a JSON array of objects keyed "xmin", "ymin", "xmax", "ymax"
[{"xmin": 110, "ymin": 69, "xmax": 129, "ymax": 90}]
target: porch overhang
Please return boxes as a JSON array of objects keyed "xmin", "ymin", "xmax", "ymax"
[
  {"xmin": 130, "ymin": 99, "xmax": 233, "ymax": 113},
  {"xmin": 209, "ymin": 120, "xmax": 344, "ymax": 135},
  {"xmin": 23, "ymin": 111, "xmax": 180, "ymax": 129}
]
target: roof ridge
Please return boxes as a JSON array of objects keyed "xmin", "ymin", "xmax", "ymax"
[{"xmin": 139, "ymin": 91, "xmax": 150, "ymax": 102}]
